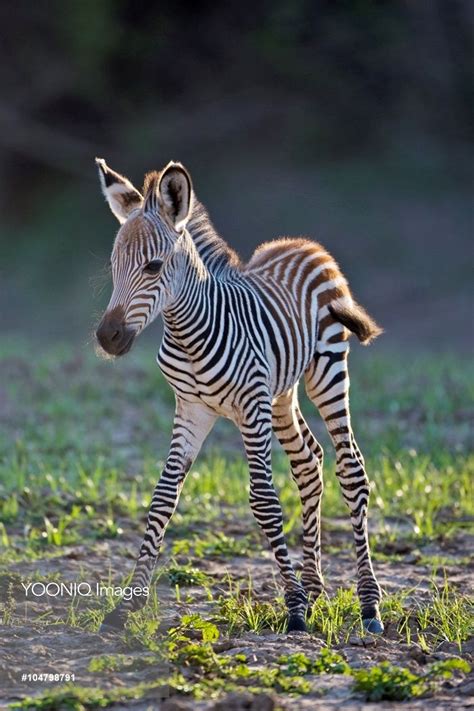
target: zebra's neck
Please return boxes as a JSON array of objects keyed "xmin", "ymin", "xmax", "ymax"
[
  {"xmin": 162, "ymin": 233, "xmax": 212, "ymax": 335},
  {"xmin": 187, "ymin": 198, "xmax": 241, "ymax": 276}
]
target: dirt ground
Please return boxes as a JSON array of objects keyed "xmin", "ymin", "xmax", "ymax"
[{"xmin": 1, "ymin": 513, "xmax": 473, "ymax": 710}]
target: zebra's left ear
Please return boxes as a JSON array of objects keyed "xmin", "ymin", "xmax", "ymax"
[
  {"xmin": 96, "ymin": 158, "xmax": 143, "ymax": 224},
  {"xmin": 143, "ymin": 162, "xmax": 193, "ymax": 231}
]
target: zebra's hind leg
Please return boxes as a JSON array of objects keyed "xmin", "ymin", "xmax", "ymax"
[
  {"xmin": 241, "ymin": 399, "xmax": 308, "ymax": 633},
  {"xmin": 305, "ymin": 345, "xmax": 383, "ymax": 634},
  {"xmin": 272, "ymin": 389, "xmax": 325, "ymax": 601},
  {"xmin": 100, "ymin": 400, "xmax": 217, "ymax": 633}
]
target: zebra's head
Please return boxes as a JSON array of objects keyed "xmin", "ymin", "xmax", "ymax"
[{"xmin": 95, "ymin": 159, "xmax": 193, "ymax": 357}]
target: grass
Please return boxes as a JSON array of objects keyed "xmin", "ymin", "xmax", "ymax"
[
  {"xmin": 171, "ymin": 531, "xmax": 255, "ymax": 558},
  {"xmin": 414, "ymin": 578, "xmax": 474, "ymax": 649},
  {"xmin": 0, "ymin": 344, "xmax": 473, "ymax": 706},
  {"xmin": 1, "ymin": 349, "xmax": 471, "ymax": 543}
]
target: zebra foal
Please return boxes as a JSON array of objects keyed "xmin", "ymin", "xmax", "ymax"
[{"xmin": 95, "ymin": 159, "xmax": 384, "ymax": 635}]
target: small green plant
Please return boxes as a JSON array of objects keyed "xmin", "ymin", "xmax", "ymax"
[
  {"xmin": 169, "ymin": 613, "xmax": 220, "ymax": 644},
  {"xmin": 279, "ymin": 648, "xmax": 350, "ymax": 675},
  {"xmin": 352, "ymin": 662, "xmax": 427, "ymax": 701},
  {"xmin": 0, "ymin": 494, "xmax": 19, "ymax": 523},
  {"xmin": 352, "ymin": 658, "xmax": 471, "ymax": 701},
  {"xmin": 427, "ymin": 658, "xmax": 470, "ymax": 678},
  {"xmin": 167, "ymin": 564, "xmax": 210, "ymax": 587},
  {"xmin": 34, "ymin": 510, "xmax": 82, "ymax": 547},
  {"xmin": 88, "ymin": 654, "xmax": 130, "ymax": 672},
  {"xmin": 0, "ymin": 522, "xmax": 10, "ymax": 547}
]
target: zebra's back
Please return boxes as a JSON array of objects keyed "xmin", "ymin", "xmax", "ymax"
[{"xmin": 245, "ymin": 236, "xmax": 352, "ymax": 370}]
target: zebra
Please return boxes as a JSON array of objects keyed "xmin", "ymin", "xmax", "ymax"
[{"xmin": 95, "ymin": 158, "xmax": 384, "ymax": 635}]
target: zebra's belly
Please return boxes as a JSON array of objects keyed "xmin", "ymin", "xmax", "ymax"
[
  {"xmin": 157, "ymin": 348, "xmax": 242, "ymax": 422},
  {"xmin": 196, "ymin": 391, "xmax": 239, "ymax": 420},
  {"xmin": 158, "ymin": 343, "xmax": 315, "ymax": 418},
  {"xmin": 157, "ymin": 328, "xmax": 317, "ymax": 419}
]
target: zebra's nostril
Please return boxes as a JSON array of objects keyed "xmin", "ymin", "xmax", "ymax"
[{"xmin": 96, "ymin": 318, "xmax": 123, "ymax": 348}]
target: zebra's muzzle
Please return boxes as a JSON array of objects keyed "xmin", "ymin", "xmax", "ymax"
[{"xmin": 96, "ymin": 311, "xmax": 136, "ymax": 357}]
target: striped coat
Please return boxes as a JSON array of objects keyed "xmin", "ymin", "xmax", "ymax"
[{"xmin": 95, "ymin": 159, "xmax": 383, "ymax": 635}]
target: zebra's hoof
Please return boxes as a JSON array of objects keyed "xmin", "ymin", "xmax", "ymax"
[
  {"xmin": 287, "ymin": 614, "xmax": 307, "ymax": 633},
  {"xmin": 363, "ymin": 617, "xmax": 384, "ymax": 635},
  {"xmin": 99, "ymin": 608, "xmax": 127, "ymax": 634}
]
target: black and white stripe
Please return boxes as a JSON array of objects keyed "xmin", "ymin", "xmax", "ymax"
[{"xmin": 96, "ymin": 160, "xmax": 383, "ymax": 634}]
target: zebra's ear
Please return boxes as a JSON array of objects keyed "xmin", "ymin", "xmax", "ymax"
[
  {"xmin": 95, "ymin": 158, "xmax": 143, "ymax": 224},
  {"xmin": 159, "ymin": 163, "xmax": 193, "ymax": 231},
  {"xmin": 144, "ymin": 162, "xmax": 192, "ymax": 231}
]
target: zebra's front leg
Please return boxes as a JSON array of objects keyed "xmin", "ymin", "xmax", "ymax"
[
  {"xmin": 241, "ymin": 404, "xmax": 308, "ymax": 632},
  {"xmin": 100, "ymin": 400, "xmax": 216, "ymax": 632}
]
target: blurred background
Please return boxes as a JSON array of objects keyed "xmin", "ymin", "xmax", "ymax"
[{"xmin": 0, "ymin": 1, "xmax": 472, "ymax": 352}]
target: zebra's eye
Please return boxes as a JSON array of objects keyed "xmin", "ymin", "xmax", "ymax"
[{"xmin": 143, "ymin": 260, "xmax": 163, "ymax": 275}]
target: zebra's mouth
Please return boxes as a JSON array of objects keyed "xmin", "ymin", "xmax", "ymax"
[
  {"xmin": 113, "ymin": 331, "xmax": 136, "ymax": 357},
  {"xmin": 95, "ymin": 318, "xmax": 136, "ymax": 358}
]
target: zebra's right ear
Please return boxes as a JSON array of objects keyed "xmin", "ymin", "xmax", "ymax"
[{"xmin": 95, "ymin": 158, "xmax": 143, "ymax": 224}]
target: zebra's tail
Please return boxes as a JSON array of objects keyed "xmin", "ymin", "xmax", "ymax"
[{"xmin": 329, "ymin": 301, "xmax": 383, "ymax": 345}]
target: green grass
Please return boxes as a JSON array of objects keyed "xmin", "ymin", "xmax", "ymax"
[
  {"xmin": 1, "ymin": 348, "xmax": 471, "ymax": 547},
  {"xmin": 0, "ymin": 345, "xmax": 473, "ymax": 706}
]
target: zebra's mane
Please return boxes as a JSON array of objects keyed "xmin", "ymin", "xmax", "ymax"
[{"xmin": 187, "ymin": 198, "xmax": 242, "ymax": 276}]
